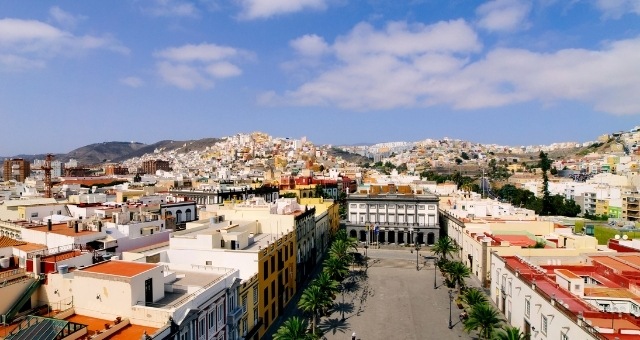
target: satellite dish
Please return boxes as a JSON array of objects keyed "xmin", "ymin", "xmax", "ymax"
[
  {"xmin": 623, "ymin": 235, "xmax": 629, "ymax": 240},
  {"xmin": 615, "ymin": 235, "xmax": 621, "ymax": 239}
]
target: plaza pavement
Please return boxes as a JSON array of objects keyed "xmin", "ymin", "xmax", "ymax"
[{"xmin": 319, "ymin": 249, "xmax": 476, "ymax": 340}]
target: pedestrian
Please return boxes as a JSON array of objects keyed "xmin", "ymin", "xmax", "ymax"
[{"xmin": 352, "ymin": 331, "xmax": 356, "ymax": 340}]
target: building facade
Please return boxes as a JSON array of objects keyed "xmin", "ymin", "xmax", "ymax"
[
  {"xmin": 3, "ymin": 158, "xmax": 30, "ymax": 182},
  {"xmin": 346, "ymin": 189, "xmax": 440, "ymax": 246},
  {"xmin": 142, "ymin": 159, "xmax": 171, "ymax": 175}
]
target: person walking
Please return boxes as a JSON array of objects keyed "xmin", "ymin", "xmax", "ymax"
[{"xmin": 352, "ymin": 331, "xmax": 356, "ymax": 340}]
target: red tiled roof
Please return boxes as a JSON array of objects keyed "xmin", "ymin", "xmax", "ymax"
[
  {"xmin": 80, "ymin": 260, "xmax": 158, "ymax": 278},
  {"xmin": 0, "ymin": 236, "xmax": 26, "ymax": 248}
]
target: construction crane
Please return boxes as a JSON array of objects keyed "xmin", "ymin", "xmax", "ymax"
[{"xmin": 42, "ymin": 154, "xmax": 54, "ymax": 198}]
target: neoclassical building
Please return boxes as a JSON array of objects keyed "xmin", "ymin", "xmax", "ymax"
[{"xmin": 346, "ymin": 187, "xmax": 440, "ymax": 245}]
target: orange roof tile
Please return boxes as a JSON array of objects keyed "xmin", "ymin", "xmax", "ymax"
[
  {"xmin": 556, "ymin": 269, "xmax": 581, "ymax": 279},
  {"xmin": 80, "ymin": 260, "xmax": 158, "ymax": 278},
  {"xmin": 27, "ymin": 222, "xmax": 100, "ymax": 237},
  {"xmin": 0, "ymin": 236, "xmax": 26, "ymax": 248},
  {"xmin": 13, "ymin": 242, "xmax": 47, "ymax": 252}
]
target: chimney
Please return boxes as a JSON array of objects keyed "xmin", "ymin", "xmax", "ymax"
[
  {"xmin": 33, "ymin": 255, "xmax": 41, "ymax": 276},
  {"xmin": 98, "ymin": 221, "xmax": 103, "ymax": 232},
  {"xmin": 47, "ymin": 219, "xmax": 52, "ymax": 231},
  {"xmin": 74, "ymin": 221, "xmax": 79, "ymax": 233}
]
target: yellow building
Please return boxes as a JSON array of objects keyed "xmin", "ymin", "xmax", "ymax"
[
  {"xmin": 595, "ymin": 199, "xmax": 610, "ymax": 217},
  {"xmin": 238, "ymin": 274, "xmax": 261, "ymax": 340},
  {"xmin": 300, "ymin": 197, "xmax": 340, "ymax": 237},
  {"xmin": 257, "ymin": 230, "xmax": 296, "ymax": 339}
]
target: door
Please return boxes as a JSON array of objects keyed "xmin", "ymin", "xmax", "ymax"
[{"xmin": 145, "ymin": 278, "xmax": 153, "ymax": 305}]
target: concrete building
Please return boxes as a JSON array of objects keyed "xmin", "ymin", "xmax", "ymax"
[
  {"xmin": 346, "ymin": 184, "xmax": 440, "ymax": 245},
  {"xmin": 492, "ymin": 252, "xmax": 640, "ymax": 339},
  {"xmin": 143, "ymin": 159, "xmax": 171, "ymax": 175},
  {"xmin": 3, "ymin": 158, "xmax": 30, "ymax": 182}
]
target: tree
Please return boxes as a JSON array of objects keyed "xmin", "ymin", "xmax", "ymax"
[
  {"xmin": 539, "ymin": 151, "xmax": 552, "ymax": 215},
  {"xmin": 298, "ymin": 285, "xmax": 332, "ymax": 336},
  {"xmin": 455, "ymin": 158, "xmax": 463, "ymax": 165},
  {"xmin": 463, "ymin": 303, "xmax": 502, "ymax": 339},
  {"xmin": 273, "ymin": 317, "xmax": 310, "ymax": 340},
  {"xmin": 323, "ymin": 256, "xmax": 349, "ymax": 281},
  {"xmin": 444, "ymin": 261, "xmax": 471, "ymax": 291},
  {"xmin": 493, "ymin": 326, "xmax": 526, "ymax": 340},
  {"xmin": 282, "ymin": 192, "xmax": 297, "ymax": 199},
  {"xmin": 313, "ymin": 272, "xmax": 340, "ymax": 298},
  {"xmin": 462, "ymin": 288, "xmax": 487, "ymax": 307},
  {"xmin": 432, "ymin": 236, "xmax": 457, "ymax": 262},
  {"xmin": 461, "ymin": 152, "xmax": 470, "ymax": 160}
]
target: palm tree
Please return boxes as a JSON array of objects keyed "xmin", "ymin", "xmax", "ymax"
[
  {"xmin": 493, "ymin": 326, "xmax": 525, "ymax": 340},
  {"xmin": 462, "ymin": 288, "xmax": 487, "ymax": 307},
  {"xmin": 443, "ymin": 261, "xmax": 471, "ymax": 291},
  {"xmin": 273, "ymin": 316, "xmax": 310, "ymax": 340},
  {"xmin": 464, "ymin": 303, "xmax": 502, "ymax": 339},
  {"xmin": 298, "ymin": 285, "xmax": 332, "ymax": 336},
  {"xmin": 432, "ymin": 236, "xmax": 457, "ymax": 261},
  {"xmin": 314, "ymin": 271, "xmax": 340, "ymax": 298},
  {"xmin": 323, "ymin": 256, "xmax": 349, "ymax": 281}
]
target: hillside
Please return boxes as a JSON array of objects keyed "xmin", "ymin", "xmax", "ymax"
[{"xmin": 64, "ymin": 142, "xmax": 147, "ymax": 164}]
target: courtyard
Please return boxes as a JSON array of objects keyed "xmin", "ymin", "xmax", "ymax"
[{"xmin": 318, "ymin": 250, "xmax": 473, "ymax": 340}]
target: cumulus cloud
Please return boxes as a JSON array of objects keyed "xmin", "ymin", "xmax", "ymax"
[
  {"xmin": 49, "ymin": 6, "xmax": 85, "ymax": 29},
  {"xmin": 594, "ymin": 0, "xmax": 640, "ymax": 19},
  {"xmin": 237, "ymin": 0, "xmax": 328, "ymax": 20},
  {"xmin": 264, "ymin": 20, "xmax": 640, "ymax": 115},
  {"xmin": 476, "ymin": 0, "xmax": 532, "ymax": 32},
  {"xmin": 0, "ymin": 18, "xmax": 128, "ymax": 71},
  {"xmin": 140, "ymin": 0, "xmax": 199, "ymax": 17},
  {"xmin": 120, "ymin": 76, "xmax": 145, "ymax": 88},
  {"xmin": 290, "ymin": 34, "xmax": 330, "ymax": 57},
  {"xmin": 154, "ymin": 43, "xmax": 248, "ymax": 89}
]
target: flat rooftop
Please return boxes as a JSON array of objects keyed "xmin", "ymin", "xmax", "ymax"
[
  {"xmin": 25, "ymin": 222, "xmax": 101, "ymax": 237},
  {"xmin": 152, "ymin": 270, "xmax": 224, "ymax": 308},
  {"xmin": 79, "ymin": 260, "xmax": 158, "ymax": 278},
  {"xmin": 65, "ymin": 314, "xmax": 158, "ymax": 339}
]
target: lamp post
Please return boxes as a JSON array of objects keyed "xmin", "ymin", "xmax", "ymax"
[
  {"xmin": 433, "ymin": 257, "xmax": 438, "ymax": 289},
  {"xmin": 341, "ymin": 283, "xmax": 345, "ymax": 321},
  {"xmin": 415, "ymin": 243, "xmax": 420, "ymax": 271},
  {"xmin": 448, "ymin": 290, "xmax": 454, "ymax": 329}
]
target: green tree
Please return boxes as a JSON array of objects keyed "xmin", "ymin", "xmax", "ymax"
[
  {"xmin": 444, "ymin": 261, "xmax": 471, "ymax": 291},
  {"xmin": 432, "ymin": 236, "xmax": 457, "ymax": 262},
  {"xmin": 313, "ymin": 272, "xmax": 340, "ymax": 298},
  {"xmin": 455, "ymin": 158, "xmax": 463, "ymax": 165},
  {"xmin": 539, "ymin": 151, "xmax": 552, "ymax": 215},
  {"xmin": 323, "ymin": 256, "xmax": 349, "ymax": 281},
  {"xmin": 298, "ymin": 285, "xmax": 332, "ymax": 336},
  {"xmin": 462, "ymin": 288, "xmax": 487, "ymax": 307},
  {"xmin": 464, "ymin": 303, "xmax": 502, "ymax": 339},
  {"xmin": 461, "ymin": 152, "xmax": 470, "ymax": 160},
  {"xmin": 493, "ymin": 326, "xmax": 525, "ymax": 340},
  {"xmin": 282, "ymin": 192, "xmax": 297, "ymax": 199},
  {"xmin": 273, "ymin": 317, "xmax": 310, "ymax": 340}
]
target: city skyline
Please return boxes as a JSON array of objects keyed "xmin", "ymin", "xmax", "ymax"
[{"xmin": 1, "ymin": 0, "xmax": 639, "ymax": 155}]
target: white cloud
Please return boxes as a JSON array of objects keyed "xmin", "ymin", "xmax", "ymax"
[
  {"xmin": 140, "ymin": 0, "xmax": 199, "ymax": 17},
  {"xmin": 476, "ymin": 0, "xmax": 532, "ymax": 32},
  {"xmin": 120, "ymin": 76, "xmax": 145, "ymax": 88},
  {"xmin": 238, "ymin": 0, "xmax": 328, "ymax": 20},
  {"xmin": 154, "ymin": 43, "xmax": 248, "ymax": 89},
  {"xmin": 594, "ymin": 0, "xmax": 640, "ymax": 19},
  {"xmin": 265, "ymin": 20, "xmax": 640, "ymax": 115},
  {"xmin": 290, "ymin": 34, "xmax": 330, "ymax": 57},
  {"xmin": 49, "ymin": 6, "xmax": 85, "ymax": 29},
  {"xmin": 0, "ymin": 18, "xmax": 128, "ymax": 71}
]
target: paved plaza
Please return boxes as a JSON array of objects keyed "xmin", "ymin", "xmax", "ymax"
[{"xmin": 319, "ymin": 249, "xmax": 474, "ymax": 340}]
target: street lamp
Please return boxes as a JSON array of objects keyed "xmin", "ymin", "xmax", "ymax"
[
  {"xmin": 414, "ymin": 243, "xmax": 420, "ymax": 271},
  {"xmin": 434, "ymin": 258, "xmax": 438, "ymax": 289},
  {"xmin": 448, "ymin": 290, "xmax": 454, "ymax": 329}
]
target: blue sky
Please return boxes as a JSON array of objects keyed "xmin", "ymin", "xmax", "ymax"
[{"xmin": 1, "ymin": 0, "xmax": 640, "ymax": 155}]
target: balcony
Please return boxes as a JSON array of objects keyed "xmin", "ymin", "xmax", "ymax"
[{"xmin": 227, "ymin": 305, "xmax": 244, "ymax": 325}]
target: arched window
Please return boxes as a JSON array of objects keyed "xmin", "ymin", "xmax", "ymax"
[
  {"xmin": 176, "ymin": 210, "xmax": 183, "ymax": 223},
  {"xmin": 185, "ymin": 209, "xmax": 192, "ymax": 221}
]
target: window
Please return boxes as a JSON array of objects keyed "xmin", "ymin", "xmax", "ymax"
[
  {"xmin": 263, "ymin": 261, "xmax": 268, "ymax": 280},
  {"xmin": 359, "ymin": 204, "xmax": 365, "ymax": 208},
  {"xmin": 242, "ymin": 294, "xmax": 247, "ymax": 312},
  {"xmin": 31, "ymin": 212, "xmax": 38, "ymax": 218},
  {"xmin": 525, "ymin": 299, "xmax": 530, "ymax": 317},
  {"xmin": 253, "ymin": 286, "xmax": 258, "ymax": 305},
  {"xmin": 350, "ymin": 204, "xmax": 356, "ymax": 208},
  {"xmin": 541, "ymin": 315, "xmax": 547, "ymax": 335},
  {"xmin": 263, "ymin": 287, "xmax": 268, "ymax": 307},
  {"xmin": 186, "ymin": 209, "xmax": 192, "ymax": 221},
  {"xmin": 242, "ymin": 318, "xmax": 248, "ymax": 335},
  {"xmin": 428, "ymin": 205, "xmax": 435, "ymax": 210},
  {"xmin": 208, "ymin": 310, "xmax": 216, "ymax": 332},
  {"xmin": 271, "ymin": 281, "xmax": 275, "ymax": 299},
  {"xmin": 199, "ymin": 319, "xmax": 205, "ymax": 336},
  {"xmin": 418, "ymin": 205, "xmax": 425, "ymax": 210},
  {"xmin": 378, "ymin": 204, "xmax": 385, "ymax": 208},
  {"xmin": 254, "ymin": 309, "xmax": 258, "ymax": 326},
  {"xmin": 206, "ymin": 261, "xmax": 212, "ymax": 265},
  {"xmin": 218, "ymin": 304, "xmax": 224, "ymax": 322}
]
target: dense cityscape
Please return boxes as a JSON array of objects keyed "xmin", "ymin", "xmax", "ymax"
[
  {"xmin": 0, "ymin": 125, "xmax": 640, "ymax": 339},
  {"xmin": 2, "ymin": 1, "xmax": 640, "ymax": 339}
]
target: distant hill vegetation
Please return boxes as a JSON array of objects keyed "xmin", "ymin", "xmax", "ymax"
[{"xmin": 3, "ymin": 138, "xmax": 224, "ymax": 165}]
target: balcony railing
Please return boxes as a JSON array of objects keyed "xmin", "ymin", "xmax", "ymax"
[{"xmin": 227, "ymin": 305, "xmax": 244, "ymax": 325}]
